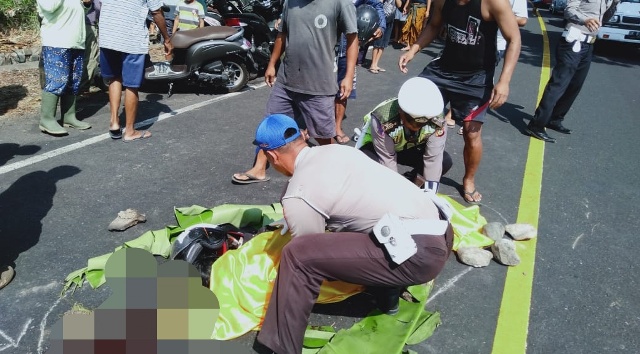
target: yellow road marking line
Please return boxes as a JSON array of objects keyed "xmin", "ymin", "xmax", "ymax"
[{"xmin": 491, "ymin": 9, "xmax": 551, "ymax": 354}]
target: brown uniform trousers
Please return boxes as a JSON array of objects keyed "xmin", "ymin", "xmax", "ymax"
[{"xmin": 257, "ymin": 223, "xmax": 453, "ymax": 354}]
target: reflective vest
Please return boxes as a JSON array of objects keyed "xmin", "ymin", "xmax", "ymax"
[{"xmin": 361, "ymin": 98, "xmax": 443, "ymax": 152}]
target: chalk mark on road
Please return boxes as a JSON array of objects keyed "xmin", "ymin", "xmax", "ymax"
[
  {"xmin": 572, "ymin": 233, "xmax": 585, "ymax": 249},
  {"xmin": 427, "ymin": 267, "xmax": 473, "ymax": 305},
  {"xmin": 0, "ymin": 318, "xmax": 32, "ymax": 351},
  {"xmin": 37, "ymin": 294, "xmax": 66, "ymax": 354}
]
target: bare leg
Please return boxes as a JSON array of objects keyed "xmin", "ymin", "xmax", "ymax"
[
  {"xmin": 317, "ymin": 138, "xmax": 333, "ymax": 145},
  {"xmin": 370, "ymin": 48, "xmax": 383, "ymax": 71},
  {"xmin": 108, "ymin": 78, "xmax": 123, "ymax": 131},
  {"xmin": 233, "ymin": 150, "xmax": 269, "ymax": 181},
  {"xmin": 462, "ymin": 121, "xmax": 483, "ymax": 203},
  {"xmin": 445, "ymin": 110, "xmax": 455, "ymax": 127},
  {"xmin": 123, "ymin": 87, "xmax": 150, "ymax": 140},
  {"xmin": 334, "ymin": 98, "xmax": 349, "ymax": 144}
]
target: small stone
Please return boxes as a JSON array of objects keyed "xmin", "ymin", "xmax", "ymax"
[
  {"xmin": 491, "ymin": 239, "xmax": 520, "ymax": 266},
  {"xmin": 505, "ymin": 223, "xmax": 537, "ymax": 241},
  {"xmin": 457, "ymin": 247, "xmax": 493, "ymax": 268},
  {"xmin": 10, "ymin": 49, "xmax": 26, "ymax": 64},
  {"xmin": 29, "ymin": 53, "xmax": 40, "ymax": 62},
  {"xmin": 482, "ymin": 222, "xmax": 506, "ymax": 241},
  {"xmin": 23, "ymin": 48, "xmax": 32, "ymax": 56},
  {"xmin": 108, "ymin": 208, "xmax": 147, "ymax": 231},
  {"xmin": 0, "ymin": 55, "xmax": 6, "ymax": 66}
]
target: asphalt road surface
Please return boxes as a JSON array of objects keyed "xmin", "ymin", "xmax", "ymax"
[{"xmin": 0, "ymin": 8, "xmax": 638, "ymax": 354}]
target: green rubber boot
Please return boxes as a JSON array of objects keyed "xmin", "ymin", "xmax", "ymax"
[
  {"xmin": 39, "ymin": 92, "xmax": 68, "ymax": 135},
  {"xmin": 61, "ymin": 95, "xmax": 91, "ymax": 130}
]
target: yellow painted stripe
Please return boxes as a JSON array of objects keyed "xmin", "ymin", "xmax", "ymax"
[{"xmin": 491, "ymin": 10, "xmax": 551, "ymax": 354}]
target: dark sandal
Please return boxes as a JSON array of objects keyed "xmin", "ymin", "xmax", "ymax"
[
  {"xmin": 109, "ymin": 128, "xmax": 122, "ymax": 139},
  {"xmin": 463, "ymin": 189, "xmax": 482, "ymax": 204}
]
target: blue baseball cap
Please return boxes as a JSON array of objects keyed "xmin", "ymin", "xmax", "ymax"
[{"xmin": 253, "ymin": 114, "xmax": 301, "ymax": 152}]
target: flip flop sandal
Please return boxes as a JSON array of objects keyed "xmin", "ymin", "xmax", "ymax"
[
  {"xmin": 335, "ymin": 134, "xmax": 351, "ymax": 145},
  {"xmin": 368, "ymin": 68, "xmax": 379, "ymax": 74},
  {"xmin": 109, "ymin": 128, "xmax": 122, "ymax": 139},
  {"xmin": 457, "ymin": 126, "xmax": 464, "ymax": 135},
  {"xmin": 463, "ymin": 189, "xmax": 482, "ymax": 204},
  {"xmin": 377, "ymin": 67, "xmax": 386, "ymax": 72},
  {"xmin": 123, "ymin": 130, "xmax": 151, "ymax": 142},
  {"xmin": 231, "ymin": 173, "xmax": 271, "ymax": 184}
]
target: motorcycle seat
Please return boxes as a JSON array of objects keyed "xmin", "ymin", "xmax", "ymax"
[{"xmin": 171, "ymin": 26, "xmax": 241, "ymax": 49}]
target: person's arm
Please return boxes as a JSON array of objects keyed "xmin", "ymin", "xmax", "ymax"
[
  {"xmin": 398, "ymin": 0, "xmax": 443, "ymax": 73},
  {"xmin": 198, "ymin": 4, "xmax": 205, "ymax": 27},
  {"xmin": 371, "ymin": 116, "xmax": 399, "ymax": 173},
  {"xmin": 339, "ymin": 32, "xmax": 358, "ymax": 100},
  {"xmin": 172, "ymin": 14, "xmax": 179, "ymax": 34},
  {"xmin": 425, "ymin": 0, "xmax": 432, "ymax": 18},
  {"xmin": 364, "ymin": 0, "xmax": 386, "ymax": 35},
  {"xmin": 265, "ymin": 31, "xmax": 286, "ymax": 86},
  {"xmin": 489, "ymin": 0, "xmax": 520, "ymax": 109},
  {"xmin": 565, "ymin": 0, "xmax": 592, "ymax": 26},
  {"xmin": 281, "ymin": 198, "xmax": 326, "ymax": 237},
  {"xmin": 422, "ymin": 127, "xmax": 445, "ymax": 185},
  {"xmin": 151, "ymin": 7, "xmax": 174, "ymax": 57}
]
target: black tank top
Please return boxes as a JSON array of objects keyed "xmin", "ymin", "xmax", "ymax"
[{"xmin": 439, "ymin": 0, "xmax": 498, "ymax": 73}]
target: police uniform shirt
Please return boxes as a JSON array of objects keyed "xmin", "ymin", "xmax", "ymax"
[{"xmin": 281, "ymin": 145, "xmax": 440, "ymax": 238}]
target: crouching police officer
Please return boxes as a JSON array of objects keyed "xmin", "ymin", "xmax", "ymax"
[
  {"xmin": 253, "ymin": 114, "xmax": 453, "ymax": 354},
  {"xmin": 358, "ymin": 77, "xmax": 452, "ymax": 192}
]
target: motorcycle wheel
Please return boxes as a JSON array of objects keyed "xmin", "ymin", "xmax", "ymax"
[{"xmin": 221, "ymin": 58, "xmax": 249, "ymax": 93}]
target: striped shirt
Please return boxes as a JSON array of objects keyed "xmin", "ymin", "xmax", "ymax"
[
  {"xmin": 99, "ymin": 0, "xmax": 163, "ymax": 54},
  {"xmin": 175, "ymin": 1, "xmax": 205, "ymax": 31}
]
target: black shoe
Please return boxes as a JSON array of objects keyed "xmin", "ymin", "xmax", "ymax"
[
  {"xmin": 546, "ymin": 121, "xmax": 572, "ymax": 134},
  {"xmin": 371, "ymin": 287, "xmax": 401, "ymax": 315},
  {"xmin": 526, "ymin": 125, "xmax": 556, "ymax": 143}
]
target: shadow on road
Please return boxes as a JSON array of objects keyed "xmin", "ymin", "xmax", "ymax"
[
  {"xmin": 490, "ymin": 101, "xmax": 532, "ymax": 133},
  {"xmin": 0, "ymin": 143, "xmax": 41, "ymax": 166},
  {"xmin": 0, "ymin": 84, "xmax": 28, "ymax": 116},
  {"xmin": 0, "ymin": 165, "xmax": 81, "ymax": 271}
]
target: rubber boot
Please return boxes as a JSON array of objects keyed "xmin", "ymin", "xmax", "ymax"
[
  {"xmin": 61, "ymin": 95, "xmax": 91, "ymax": 130},
  {"xmin": 39, "ymin": 91, "xmax": 68, "ymax": 135}
]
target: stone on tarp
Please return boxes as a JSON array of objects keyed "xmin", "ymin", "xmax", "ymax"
[
  {"xmin": 108, "ymin": 209, "xmax": 147, "ymax": 231},
  {"xmin": 491, "ymin": 239, "xmax": 520, "ymax": 266},
  {"xmin": 505, "ymin": 223, "xmax": 537, "ymax": 241},
  {"xmin": 457, "ymin": 247, "xmax": 493, "ymax": 268},
  {"xmin": 482, "ymin": 222, "xmax": 505, "ymax": 242}
]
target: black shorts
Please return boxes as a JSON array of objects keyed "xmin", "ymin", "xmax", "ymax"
[{"xmin": 419, "ymin": 60, "xmax": 494, "ymax": 123}]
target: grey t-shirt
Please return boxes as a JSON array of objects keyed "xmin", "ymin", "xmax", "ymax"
[
  {"xmin": 282, "ymin": 145, "xmax": 440, "ymax": 238},
  {"xmin": 278, "ymin": 0, "xmax": 357, "ymax": 96}
]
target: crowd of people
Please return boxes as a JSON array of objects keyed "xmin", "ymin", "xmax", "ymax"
[{"xmin": 5, "ymin": 1, "xmax": 617, "ymax": 352}]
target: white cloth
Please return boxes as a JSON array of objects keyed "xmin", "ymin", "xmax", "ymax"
[{"xmin": 496, "ymin": 0, "xmax": 528, "ymax": 51}]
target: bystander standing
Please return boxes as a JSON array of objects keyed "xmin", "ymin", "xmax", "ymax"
[
  {"xmin": 37, "ymin": 0, "xmax": 93, "ymax": 136},
  {"xmin": 399, "ymin": 0, "xmax": 521, "ymax": 204},
  {"xmin": 231, "ymin": 0, "xmax": 358, "ymax": 184},
  {"xmin": 99, "ymin": 0, "xmax": 173, "ymax": 142}
]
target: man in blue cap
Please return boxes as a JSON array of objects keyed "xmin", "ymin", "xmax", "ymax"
[{"xmin": 254, "ymin": 113, "xmax": 454, "ymax": 354}]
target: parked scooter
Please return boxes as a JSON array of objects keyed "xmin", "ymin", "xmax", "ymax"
[
  {"xmin": 144, "ymin": 26, "xmax": 258, "ymax": 95},
  {"xmin": 209, "ymin": 0, "xmax": 279, "ymax": 73}
]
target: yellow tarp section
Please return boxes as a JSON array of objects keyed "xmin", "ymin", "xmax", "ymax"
[
  {"xmin": 441, "ymin": 196, "xmax": 493, "ymax": 251},
  {"xmin": 210, "ymin": 229, "xmax": 365, "ymax": 340}
]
